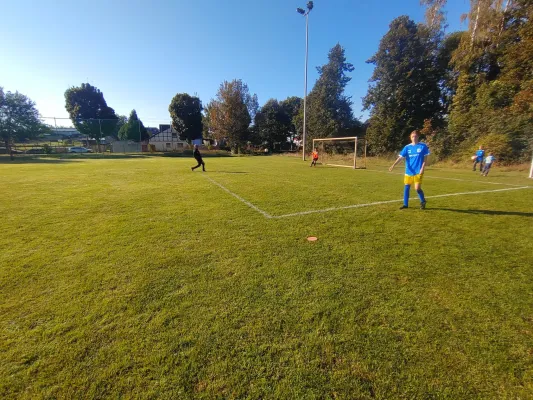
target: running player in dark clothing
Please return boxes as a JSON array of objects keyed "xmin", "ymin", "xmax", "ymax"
[{"xmin": 191, "ymin": 145, "xmax": 205, "ymax": 171}]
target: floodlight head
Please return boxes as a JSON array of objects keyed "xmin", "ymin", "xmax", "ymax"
[
  {"xmin": 307, "ymin": 1, "xmax": 314, "ymax": 11},
  {"xmin": 297, "ymin": 7, "xmax": 305, "ymax": 14}
]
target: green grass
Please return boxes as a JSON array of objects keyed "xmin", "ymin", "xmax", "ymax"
[{"xmin": 1, "ymin": 155, "xmax": 533, "ymax": 399}]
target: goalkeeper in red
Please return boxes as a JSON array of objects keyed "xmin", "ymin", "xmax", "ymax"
[
  {"xmin": 389, "ymin": 130, "xmax": 430, "ymax": 210},
  {"xmin": 310, "ymin": 148, "xmax": 319, "ymax": 167}
]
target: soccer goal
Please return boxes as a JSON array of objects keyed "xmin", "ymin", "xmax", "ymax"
[{"xmin": 312, "ymin": 137, "xmax": 367, "ymax": 169}]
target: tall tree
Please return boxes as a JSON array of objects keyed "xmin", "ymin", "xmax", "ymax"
[
  {"xmin": 0, "ymin": 87, "xmax": 50, "ymax": 159},
  {"xmin": 421, "ymin": 0, "xmax": 448, "ymax": 30},
  {"xmin": 64, "ymin": 83, "xmax": 118, "ymax": 150},
  {"xmin": 202, "ymin": 106, "xmax": 212, "ymax": 142},
  {"xmin": 113, "ymin": 114, "xmax": 127, "ymax": 139},
  {"xmin": 299, "ymin": 44, "xmax": 357, "ymax": 151},
  {"xmin": 437, "ymin": 31, "xmax": 463, "ymax": 115},
  {"xmin": 280, "ymin": 96, "xmax": 302, "ymax": 147},
  {"xmin": 363, "ymin": 16, "xmax": 443, "ymax": 153},
  {"xmin": 254, "ymin": 99, "xmax": 292, "ymax": 151},
  {"xmin": 168, "ymin": 93, "xmax": 203, "ymax": 142},
  {"xmin": 118, "ymin": 110, "xmax": 149, "ymax": 142},
  {"xmin": 208, "ymin": 79, "xmax": 257, "ymax": 153}
]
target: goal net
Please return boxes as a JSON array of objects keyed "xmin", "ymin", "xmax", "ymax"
[{"xmin": 312, "ymin": 137, "xmax": 367, "ymax": 169}]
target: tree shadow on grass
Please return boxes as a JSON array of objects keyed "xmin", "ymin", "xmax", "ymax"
[
  {"xmin": 0, "ymin": 154, "xmax": 162, "ymax": 164},
  {"xmin": 0, "ymin": 157, "xmax": 78, "ymax": 164},
  {"xmin": 431, "ymin": 208, "xmax": 533, "ymax": 217},
  {"xmin": 63, "ymin": 154, "xmax": 159, "ymax": 160}
]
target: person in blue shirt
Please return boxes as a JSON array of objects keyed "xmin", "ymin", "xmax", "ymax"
[
  {"xmin": 472, "ymin": 145, "xmax": 485, "ymax": 171},
  {"xmin": 481, "ymin": 152, "xmax": 496, "ymax": 176},
  {"xmin": 389, "ymin": 130, "xmax": 430, "ymax": 209}
]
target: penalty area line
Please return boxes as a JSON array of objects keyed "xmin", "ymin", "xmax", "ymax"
[
  {"xmin": 204, "ymin": 175, "xmax": 273, "ymax": 219},
  {"xmin": 272, "ymin": 186, "xmax": 531, "ymax": 219}
]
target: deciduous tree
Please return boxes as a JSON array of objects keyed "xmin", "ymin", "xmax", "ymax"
[
  {"xmin": 0, "ymin": 87, "xmax": 50, "ymax": 159},
  {"xmin": 254, "ymin": 99, "xmax": 291, "ymax": 151},
  {"xmin": 208, "ymin": 80, "xmax": 257, "ymax": 153},
  {"xmin": 168, "ymin": 93, "xmax": 203, "ymax": 142},
  {"xmin": 64, "ymin": 83, "xmax": 118, "ymax": 150}
]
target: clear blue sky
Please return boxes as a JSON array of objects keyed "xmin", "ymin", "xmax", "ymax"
[{"xmin": 0, "ymin": 0, "xmax": 468, "ymax": 128}]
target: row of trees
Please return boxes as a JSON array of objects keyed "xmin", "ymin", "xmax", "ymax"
[
  {"xmin": 197, "ymin": 44, "xmax": 360, "ymax": 153},
  {"xmin": 64, "ymin": 84, "xmax": 150, "ymax": 144},
  {"xmin": 3, "ymin": 1, "xmax": 531, "ymax": 161},
  {"xmin": 364, "ymin": 0, "xmax": 532, "ymax": 161}
]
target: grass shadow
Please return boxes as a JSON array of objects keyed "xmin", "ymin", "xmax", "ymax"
[
  {"xmin": 431, "ymin": 208, "xmax": 533, "ymax": 217},
  {"xmin": 0, "ymin": 157, "xmax": 78, "ymax": 164},
  {"xmin": 62, "ymin": 154, "xmax": 159, "ymax": 160},
  {"xmin": 0, "ymin": 154, "xmax": 164, "ymax": 163}
]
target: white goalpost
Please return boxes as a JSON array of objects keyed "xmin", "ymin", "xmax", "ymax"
[
  {"xmin": 529, "ymin": 152, "xmax": 533, "ymax": 179},
  {"xmin": 312, "ymin": 136, "xmax": 367, "ymax": 169}
]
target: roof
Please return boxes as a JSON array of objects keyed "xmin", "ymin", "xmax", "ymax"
[{"xmin": 149, "ymin": 127, "xmax": 188, "ymax": 143}]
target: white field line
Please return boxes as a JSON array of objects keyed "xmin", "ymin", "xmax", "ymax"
[
  {"xmin": 206, "ymin": 173, "xmax": 531, "ymax": 219},
  {"xmin": 326, "ymin": 164, "xmax": 354, "ymax": 168},
  {"xmin": 272, "ymin": 186, "xmax": 532, "ymax": 219},
  {"xmin": 365, "ymin": 168, "xmax": 528, "ymax": 187},
  {"xmin": 204, "ymin": 175, "xmax": 273, "ymax": 219}
]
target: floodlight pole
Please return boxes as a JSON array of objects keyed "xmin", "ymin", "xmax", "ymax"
[
  {"xmin": 303, "ymin": 12, "xmax": 309, "ymax": 161},
  {"xmin": 298, "ymin": 2, "xmax": 313, "ymax": 161}
]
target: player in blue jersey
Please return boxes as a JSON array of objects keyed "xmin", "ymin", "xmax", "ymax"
[
  {"xmin": 472, "ymin": 145, "xmax": 485, "ymax": 171},
  {"xmin": 389, "ymin": 130, "xmax": 430, "ymax": 210}
]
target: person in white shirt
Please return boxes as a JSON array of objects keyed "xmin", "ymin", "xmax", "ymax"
[{"xmin": 481, "ymin": 153, "xmax": 496, "ymax": 176}]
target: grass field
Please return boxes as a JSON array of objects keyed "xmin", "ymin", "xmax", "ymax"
[{"xmin": 1, "ymin": 155, "xmax": 533, "ymax": 399}]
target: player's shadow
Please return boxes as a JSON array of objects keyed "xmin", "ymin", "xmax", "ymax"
[{"xmin": 431, "ymin": 208, "xmax": 533, "ymax": 217}]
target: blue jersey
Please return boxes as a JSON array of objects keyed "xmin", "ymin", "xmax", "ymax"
[
  {"xmin": 476, "ymin": 149, "xmax": 485, "ymax": 161},
  {"xmin": 400, "ymin": 142, "xmax": 430, "ymax": 176},
  {"xmin": 484, "ymin": 155, "xmax": 495, "ymax": 165}
]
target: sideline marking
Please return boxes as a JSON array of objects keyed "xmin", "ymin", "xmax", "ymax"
[{"xmin": 205, "ymin": 175, "xmax": 531, "ymax": 219}]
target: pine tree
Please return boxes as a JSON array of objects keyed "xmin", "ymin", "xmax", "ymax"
[
  {"xmin": 299, "ymin": 44, "xmax": 357, "ymax": 152},
  {"xmin": 363, "ymin": 16, "xmax": 443, "ymax": 153},
  {"xmin": 118, "ymin": 110, "xmax": 148, "ymax": 142}
]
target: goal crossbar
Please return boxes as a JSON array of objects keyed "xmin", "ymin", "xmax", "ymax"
[{"xmin": 313, "ymin": 136, "xmax": 359, "ymax": 142}]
